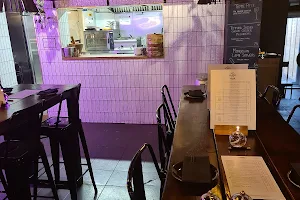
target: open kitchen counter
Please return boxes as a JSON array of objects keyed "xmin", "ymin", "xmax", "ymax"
[{"xmin": 62, "ymin": 53, "xmax": 150, "ymax": 60}]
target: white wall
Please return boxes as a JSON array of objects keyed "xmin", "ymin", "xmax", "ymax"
[{"xmin": 0, "ymin": 11, "xmax": 17, "ymax": 87}]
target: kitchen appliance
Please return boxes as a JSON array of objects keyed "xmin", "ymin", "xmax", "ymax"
[
  {"xmin": 113, "ymin": 39, "xmax": 137, "ymax": 54},
  {"xmin": 84, "ymin": 29, "xmax": 119, "ymax": 53},
  {"xmin": 134, "ymin": 47, "xmax": 143, "ymax": 56},
  {"xmin": 107, "ymin": 31, "xmax": 115, "ymax": 50}
]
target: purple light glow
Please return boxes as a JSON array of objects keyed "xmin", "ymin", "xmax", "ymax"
[{"xmin": 134, "ymin": 16, "xmax": 161, "ymax": 29}]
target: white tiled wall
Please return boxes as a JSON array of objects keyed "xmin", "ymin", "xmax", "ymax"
[
  {"xmin": 36, "ymin": 1, "xmax": 225, "ymax": 124},
  {"xmin": 0, "ymin": 11, "xmax": 17, "ymax": 87}
]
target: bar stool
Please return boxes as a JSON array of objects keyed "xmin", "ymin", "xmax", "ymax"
[
  {"xmin": 41, "ymin": 84, "xmax": 97, "ymax": 199},
  {"xmin": 0, "ymin": 101, "xmax": 58, "ymax": 200},
  {"xmin": 156, "ymin": 103, "xmax": 172, "ymax": 171},
  {"xmin": 259, "ymin": 85, "xmax": 283, "ymax": 107},
  {"xmin": 161, "ymin": 85, "xmax": 176, "ymax": 133},
  {"xmin": 127, "ymin": 143, "xmax": 165, "ymax": 200}
]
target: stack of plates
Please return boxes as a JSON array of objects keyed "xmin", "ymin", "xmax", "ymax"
[{"xmin": 146, "ymin": 34, "xmax": 164, "ymax": 58}]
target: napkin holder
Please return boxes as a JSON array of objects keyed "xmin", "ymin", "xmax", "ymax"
[
  {"xmin": 182, "ymin": 154, "xmax": 211, "ymax": 184},
  {"xmin": 214, "ymin": 125, "xmax": 248, "ymax": 136}
]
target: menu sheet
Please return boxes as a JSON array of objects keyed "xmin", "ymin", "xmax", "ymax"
[
  {"xmin": 222, "ymin": 156, "xmax": 286, "ymax": 200},
  {"xmin": 207, "ymin": 64, "xmax": 248, "ymax": 110},
  {"xmin": 210, "ymin": 69, "xmax": 256, "ymax": 130}
]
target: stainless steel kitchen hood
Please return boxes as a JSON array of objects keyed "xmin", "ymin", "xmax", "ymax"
[{"xmin": 90, "ymin": 4, "xmax": 162, "ymax": 14}]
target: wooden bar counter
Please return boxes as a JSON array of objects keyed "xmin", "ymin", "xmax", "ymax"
[{"xmin": 162, "ymin": 85, "xmax": 300, "ymax": 200}]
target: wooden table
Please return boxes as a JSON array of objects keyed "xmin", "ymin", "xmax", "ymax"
[
  {"xmin": 162, "ymin": 85, "xmax": 300, "ymax": 200},
  {"xmin": 0, "ymin": 84, "xmax": 83, "ymax": 200}
]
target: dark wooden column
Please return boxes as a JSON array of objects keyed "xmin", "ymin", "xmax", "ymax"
[{"xmin": 259, "ymin": 0, "xmax": 289, "ymax": 55}]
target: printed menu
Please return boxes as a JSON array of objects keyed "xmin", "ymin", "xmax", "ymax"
[
  {"xmin": 207, "ymin": 64, "xmax": 248, "ymax": 110},
  {"xmin": 222, "ymin": 156, "xmax": 285, "ymax": 200},
  {"xmin": 210, "ymin": 69, "xmax": 256, "ymax": 130}
]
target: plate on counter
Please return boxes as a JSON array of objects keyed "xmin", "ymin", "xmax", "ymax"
[{"xmin": 172, "ymin": 161, "xmax": 219, "ymax": 183}]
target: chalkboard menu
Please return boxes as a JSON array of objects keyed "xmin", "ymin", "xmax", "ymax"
[{"xmin": 224, "ymin": 0, "xmax": 263, "ymax": 68}]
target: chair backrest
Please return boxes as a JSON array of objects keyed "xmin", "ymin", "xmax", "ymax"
[
  {"xmin": 259, "ymin": 85, "xmax": 282, "ymax": 107},
  {"xmin": 127, "ymin": 143, "xmax": 163, "ymax": 200},
  {"xmin": 4, "ymin": 101, "xmax": 44, "ymax": 160},
  {"xmin": 7, "ymin": 100, "xmax": 44, "ymax": 140},
  {"xmin": 156, "ymin": 104, "xmax": 172, "ymax": 171},
  {"xmin": 161, "ymin": 85, "xmax": 177, "ymax": 121}
]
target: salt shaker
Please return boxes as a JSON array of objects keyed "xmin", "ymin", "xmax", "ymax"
[
  {"xmin": 231, "ymin": 191, "xmax": 252, "ymax": 200},
  {"xmin": 201, "ymin": 191, "xmax": 220, "ymax": 200}
]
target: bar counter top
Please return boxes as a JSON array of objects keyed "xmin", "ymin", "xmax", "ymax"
[{"xmin": 162, "ymin": 85, "xmax": 300, "ymax": 200}]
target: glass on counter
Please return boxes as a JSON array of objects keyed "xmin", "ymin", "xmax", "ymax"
[{"xmin": 229, "ymin": 126, "xmax": 247, "ymax": 148}]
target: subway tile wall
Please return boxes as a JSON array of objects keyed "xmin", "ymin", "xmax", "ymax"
[
  {"xmin": 0, "ymin": 11, "xmax": 18, "ymax": 87},
  {"xmin": 36, "ymin": 1, "xmax": 225, "ymax": 124}
]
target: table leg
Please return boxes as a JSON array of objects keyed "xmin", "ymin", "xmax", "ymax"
[{"xmin": 5, "ymin": 163, "xmax": 31, "ymax": 200}]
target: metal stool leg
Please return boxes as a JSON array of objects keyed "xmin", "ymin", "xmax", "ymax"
[
  {"xmin": 0, "ymin": 170, "xmax": 8, "ymax": 196},
  {"xmin": 40, "ymin": 146, "xmax": 59, "ymax": 200},
  {"xmin": 49, "ymin": 137, "xmax": 60, "ymax": 183},
  {"xmin": 33, "ymin": 159, "xmax": 39, "ymax": 200},
  {"xmin": 78, "ymin": 122, "xmax": 97, "ymax": 194}
]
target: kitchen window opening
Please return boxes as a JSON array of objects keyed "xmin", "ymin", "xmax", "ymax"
[{"xmin": 57, "ymin": 4, "xmax": 164, "ymax": 60}]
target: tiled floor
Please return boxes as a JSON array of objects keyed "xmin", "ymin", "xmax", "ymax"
[{"xmin": 36, "ymin": 124, "xmax": 161, "ymax": 200}]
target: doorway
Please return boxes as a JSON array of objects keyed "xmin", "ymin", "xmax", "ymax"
[{"xmin": 283, "ymin": 17, "xmax": 300, "ymax": 84}]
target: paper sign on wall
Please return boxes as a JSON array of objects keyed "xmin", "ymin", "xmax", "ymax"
[{"xmin": 210, "ymin": 69, "xmax": 256, "ymax": 130}]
